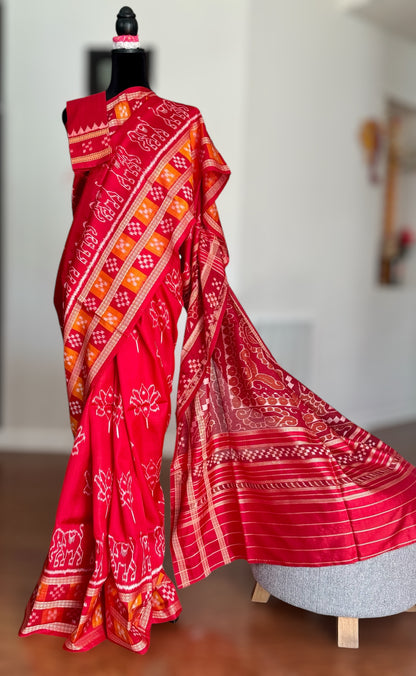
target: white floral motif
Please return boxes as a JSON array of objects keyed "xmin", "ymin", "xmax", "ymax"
[
  {"xmin": 118, "ymin": 471, "xmax": 136, "ymax": 523},
  {"xmin": 149, "ymin": 299, "xmax": 170, "ymax": 342},
  {"xmin": 142, "ymin": 457, "xmax": 162, "ymax": 490},
  {"xmin": 130, "ymin": 384, "xmax": 161, "ymax": 428},
  {"xmin": 72, "ymin": 425, "xmax": 86, "ymax": 456},
  {"xmin": 83, "ymin": 470, "xmax": 93, "ymax": 496},
  {"xmin": 92, "ymin": 387, "xmax": 124, "ymax": 437},
  {"xmin": 130, "ymin": 328, "xmax": 140, "ymax": 353},
  {"xmin": 94, "ymin": 469, "xmax": 113, "ymax": 516},
  {"xmin": 165, "ymin": 269, "xmax": 183, "ymax": 304}
]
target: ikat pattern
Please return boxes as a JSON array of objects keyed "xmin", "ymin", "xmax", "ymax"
[
  {"xmin": 94, "ymin": 469, "xmax": 113, "ymax": 516},
  {"xmin": 21, "ymin": 86, "xmax": 416, "ymax": 656},
  {"xmin": 48, "ymin": 525, "xmax": 85, "ymax": 570},
  {"xmin": 108, "ymin": 535, "xmax": 137, "ymax": 585},
  {"xmin": 57, "ymin": 91, "xmax": 198, "ymax": 435},
  {"xmin": 92, "ymin": 387, "xmax": 124, "ymax": 437},
  {"xmin": 130, "ymin": 384, "xmax": 161, "ymax": 427},
  {"xmin": 118, "ymin": 472, "xmax": 136, "ymax": 523}
]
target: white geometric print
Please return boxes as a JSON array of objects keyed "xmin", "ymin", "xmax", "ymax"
[
  {"xmin": 127, "ymin": 221, "xmax": 143, "ymax": 237},
  {"xmin": 69, "ymin": 401, "xmax": 82, "ymax": 417},
  {"xmin": 105, "ymin": 257, "xmax": 121, "ymax": 274},
  {"xmin": 172, "ymin": 155, "xmax": 187, "ymax": 170},
  {"xmin": 181, "ymin": 185, "xmax": 193, "ymax": 202},
  {"xmin": 114, "ymin": 290, "xmax": 131, "ymax": 309},
  {"xmin": 67, "ymin": 333, "xmax": 83, "ymax": 349},
  {"xmin": 83, "ymin": 296, "xmax": 98, "ymax": 313},
  {"xmin": 137, "ymin": 253, "xmax": 154, "ymax": 270},
  {"xmin": 159, "ymin": 217, "xmax": 174, "ymax": 235},
  {"xmin": 150, "ymin": 185, "xmax": 164, "ymax": 202},
  {"xmin": 93, "ymin": 329, "xmax": 107, "ymax": 346}
]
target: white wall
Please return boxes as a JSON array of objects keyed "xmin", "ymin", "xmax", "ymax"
[
  {"xmin": 1, "ymin": 0, "xmax": 249, "ymax": 450},
  {"xmin": 239, "ymin": 0, "xmax": 416, "ymax": 426},
  {"xmin": 1, "ymin": 0, "xmax": 416, "ymax": 452}
]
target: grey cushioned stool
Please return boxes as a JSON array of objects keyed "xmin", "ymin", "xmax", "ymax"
[{"xmin": 251, "ymin": 543, "xmax": 416, "ymax": 648}]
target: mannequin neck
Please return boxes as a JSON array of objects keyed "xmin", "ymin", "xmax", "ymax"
[{"xmin": 106, "ymin": 49, "xmax": 150, "ymax": 100}]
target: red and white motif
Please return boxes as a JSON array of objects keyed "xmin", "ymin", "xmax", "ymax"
[
  {"xmin": 165, "ymin": 269, "xmax": 183, "ymax": 303},
  {"xmin": 150, "ymin": 98, "xmax": 190, "ymax": 129},
  {"xmin": 142, "ymin": 457, "xmax": 162, "ymax": 491},
  {"xmin": 83, "ymin": 470, "xmax": 92, "ymax": 497},
  {"xmin": 91, "ymin": 186, "xmax": 123, "ymax": 223},
  {"xmin": 149, "ymin": 299, "xmax": 170, "ymax": 341},
  {"xmin": 140, "ymin": 534, "xmax": 152, "ymax": 578},
  {"xmin": 94, "ymin": 469, "xmax": 113, "ymax": 516},
  {"xmin": 154, "ymin": 526, "xmax": 165, "ymax": 558},
  {"xmin": 72, "ymin": 425, "xmax": 86, "ymax": 456},
  {"xmin": 91, "ymin": 539, "xmax": 104, "ymax": 582},
  {"xmin": 118, "ymin": 472, "xmax": 136, "ymax": 523},
  {"xmin": 48, "ymin": 525, "xmax": 84, "ymax": 570},
  {"xmin": 92, "ymin": 387, "xmax": 124, "ymax": 436},
  {"xmin": 108, "ymin": 535, "xmax": 137, "ymax": 585},
  {"xmin": 127, "ymin": 119, "xmax": 169, "ymax": 151},
  {"xmin": 130, "ymin": 384, "xmax": 161, "ymax": 427}
]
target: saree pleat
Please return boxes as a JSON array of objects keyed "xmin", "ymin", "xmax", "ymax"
[{"xmin": 20, "ymin": 281, "xmax": 182, "ymax": 652}]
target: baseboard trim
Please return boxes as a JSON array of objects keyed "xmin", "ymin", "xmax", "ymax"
[
  {"xmin": 0, "ymin": 427, "xmax": 72, "ymax": 453},
  {"xmin": 0, "ymin": 425, "xmax": 177, "ymax": 456}
]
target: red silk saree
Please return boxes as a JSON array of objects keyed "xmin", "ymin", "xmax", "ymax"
[{"xmin": 19, "ymin": 87, "xmax": 416, "ymax": 653}]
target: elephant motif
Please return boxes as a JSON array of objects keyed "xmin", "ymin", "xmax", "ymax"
[
  {"xmin": 108, "ymin": 535, "xmax": 137, "ymax": 584},
  {"xmin": 128, "ymin": 120, "xmax": 169, "ymax": 152},
  {"xmin": 91, "ymin": 187, "xmax": 123, "ymax": 223},
  {"xmin": 150, "ymin": 99, "xmax": 190, "ymax": 129},
  {"xmin": 75, "ymin": 224, "xmax": 98, "ymax": 264},
  {"xmin": 91, "ymin": 539, "xmax": 104, "ymax": 581},
  {"xmin": 111, "ymin": 146, "xmax": 142, "ymax": 190},
  {"xmin": 48, "ymin": 525, "xmax": 84, "ymax": 569},
  {"xmin": 141, "ymin": 534, "xmax": 152, "ymax": 578}
]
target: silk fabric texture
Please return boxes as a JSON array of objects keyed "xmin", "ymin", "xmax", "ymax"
[{"xmin": 19, "ymin": 87, "xmax": 416, "ymax": 653}]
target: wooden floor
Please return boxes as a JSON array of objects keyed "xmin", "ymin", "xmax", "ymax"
[{"xmin": 1, "ymin": 421, "xmax": 416, "ymax": 675}]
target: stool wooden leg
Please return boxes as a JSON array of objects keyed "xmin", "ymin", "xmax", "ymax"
[
  {"xmin": 337, "ymin": 617, "xmax": 359, "ymax": 649},
  {"xmin": 251, "ymin": 582, "xmax": 271, "ymax": 603}
]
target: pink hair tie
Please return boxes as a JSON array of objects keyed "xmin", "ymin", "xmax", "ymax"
[{"xmin": 112, "ymin": 35, "xmax": 139, "ymax": 49}]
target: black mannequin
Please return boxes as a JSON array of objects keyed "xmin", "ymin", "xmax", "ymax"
[
  {"xmin": 62, "ymin": 6, "xmax": 149, "ymax": 126},
  {"xmin": 106, "ymin": 6, "xmax": 150, "ymax": 99}
]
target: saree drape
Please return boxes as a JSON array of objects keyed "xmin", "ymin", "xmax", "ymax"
[{"xmin": 19, "ymin": 86, "xmax": 416, "ymax": 653}]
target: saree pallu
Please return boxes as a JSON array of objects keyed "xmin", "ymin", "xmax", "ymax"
[{"xmin": 20, "ymin": 86, "xmax": 416, "ymax": 652}]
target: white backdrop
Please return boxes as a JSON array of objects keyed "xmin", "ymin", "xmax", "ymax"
[{"xmin": 1, "ymin": 0, "xmax": 415, "ymax": 452}]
